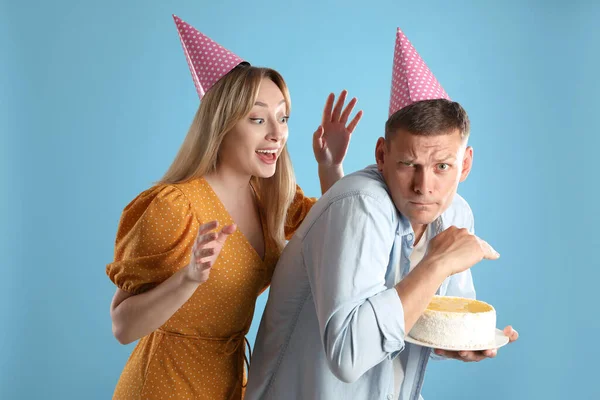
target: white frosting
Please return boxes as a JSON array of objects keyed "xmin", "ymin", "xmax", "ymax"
[{"xmin": 409, "ymin": 296, "xmax": 496, "ymax": 349}]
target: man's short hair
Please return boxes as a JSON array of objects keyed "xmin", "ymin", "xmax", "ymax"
[{"xmin": 385, "ymin": 99, "xmax": 470, "ymax": 141}]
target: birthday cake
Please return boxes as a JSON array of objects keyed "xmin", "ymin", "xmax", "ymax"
[{"xmin": 408, "ymin": 296, "xmax": 496, "ymax": 349}]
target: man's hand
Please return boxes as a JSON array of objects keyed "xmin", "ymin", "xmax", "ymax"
[
  {"xmin": 424, "ymin": 226, "xmax": 500, "ymax": 277},
  {"xmin": 433, "ymin": 325, "xmax": 519, "ymax": 362}
]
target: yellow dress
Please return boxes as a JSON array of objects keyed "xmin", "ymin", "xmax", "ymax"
[{"xmin": 106, "ymin": 178, "xmax": 316, "ymax": 399}]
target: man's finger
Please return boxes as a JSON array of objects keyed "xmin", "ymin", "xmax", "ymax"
[
  {"xmin": 478, "ymin": 237, "xmax": 500, "ymax": 260},
  {"xmin": 482, "ymin": 349, "xmax": 497, "ymax": 358},
  {"xmin": 434, "ymin": 349, "xmax": 462, "ymax": 360},
  {"xmin": 459, "ymin": 351, "xmax": 487, "ymax": 362},
  {"xmin": 504, "ymin": 325, "xmax": 519, "ymax": 342}
]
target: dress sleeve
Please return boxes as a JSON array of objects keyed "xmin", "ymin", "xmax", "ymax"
[
  {"xmin": 284, "ymin": 185, "xmax": 317, "ymax": 240},
  {"xmin": 106, "ymin": 185, "xmax": 198, "ymax": 295}
]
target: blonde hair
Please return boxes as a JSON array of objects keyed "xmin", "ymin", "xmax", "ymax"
[{"xmin": 159, "ymin": 64, "xmax": 296, "ymax": 251}]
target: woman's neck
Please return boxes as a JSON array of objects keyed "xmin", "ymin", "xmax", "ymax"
[{"xmin": 204, "ymin": 165, "xmax": 252, "ymax": 200}]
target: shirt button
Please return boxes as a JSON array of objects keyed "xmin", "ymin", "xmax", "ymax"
[
  {"xmin": 387, "ymin": 395, "xmax": 394, "ymax": 400},
  {"xmin": 407, "ymin": 233, "xmax": 413, "ymax": 241}
]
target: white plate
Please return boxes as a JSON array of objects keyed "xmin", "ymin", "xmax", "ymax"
[{"xmin": 404, "ymin": 328, "xmax": 509, "ymax": 351}]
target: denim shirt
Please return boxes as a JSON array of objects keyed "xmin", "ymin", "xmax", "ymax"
[{"xmin": 245, "ymin": 165, "xmax": 476, "ymax": 400}]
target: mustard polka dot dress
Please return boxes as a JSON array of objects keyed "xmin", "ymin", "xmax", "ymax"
[{"xmin": 106, "ymin": 178, "xmax": 316, "ymax": 399}]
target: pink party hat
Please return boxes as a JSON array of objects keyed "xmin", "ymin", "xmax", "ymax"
[
  {"xmin": 173, "ymin": 15, "xmax": 247, "ymax": 99},
  {"xmin": 389, "ymin": 28, "xmax": 450, "ymax": 116}
]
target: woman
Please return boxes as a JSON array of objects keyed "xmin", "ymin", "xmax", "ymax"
[{"xmin": 106, "ymin": 15, "xmax": 362, "ymax": 400}]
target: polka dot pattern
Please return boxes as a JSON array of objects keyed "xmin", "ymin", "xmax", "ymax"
[
  {"xmin": 173, "ymin": 15, "xmax": 245, "ymax": 100},
  {"xmin": 106, "ymin": 178, "xmax": 316, "ymax": 399},
  {"xmin": 389, "ymin": 27, "xmax": 450, "ymax": 117}
]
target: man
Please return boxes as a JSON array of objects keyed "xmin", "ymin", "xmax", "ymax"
[{"xmin": 245, "ymin": 28, "xmax": 518, "ymax": 400}]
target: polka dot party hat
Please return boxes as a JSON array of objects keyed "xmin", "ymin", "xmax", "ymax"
[
  {"xmin": 173, "ymin": 15, "xmax": 247, "ymax": 100},
  {"xmin": 389, "ymin": 27, "xmax": 450, "ymax": 117}
]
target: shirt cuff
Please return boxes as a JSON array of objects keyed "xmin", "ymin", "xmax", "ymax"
[{"xmin": 367, "ymin": 287, "xmax": 406, "ymax": 356}]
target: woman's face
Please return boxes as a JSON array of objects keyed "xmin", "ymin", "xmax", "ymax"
[{"xmin": 219, "ymin": 78, "xmax": 289, "ymax": 179}]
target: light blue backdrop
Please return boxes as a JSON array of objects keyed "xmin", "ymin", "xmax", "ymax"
[{"xmin": 1, "ymin": 0, "xmax": 598, "ymax": 399}]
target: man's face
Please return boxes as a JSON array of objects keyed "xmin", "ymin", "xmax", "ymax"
[{"xmin": 375, "ymin": 128, "xmax": 473, "ymax": 228}]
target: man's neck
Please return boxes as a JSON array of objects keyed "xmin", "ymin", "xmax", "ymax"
[{"xmin": 411, "ymin": 223, "xmax": 427, "ymax": 246}]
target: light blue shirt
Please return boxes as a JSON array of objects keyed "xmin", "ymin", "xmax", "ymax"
[{"xmin": 245, "ymin": 165, "xmax": 476, "ymax": 400}]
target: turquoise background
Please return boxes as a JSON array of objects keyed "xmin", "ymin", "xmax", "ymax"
[{"xmin": 1, "ymin": 0, "xmax": 598, "ymax": 398}]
